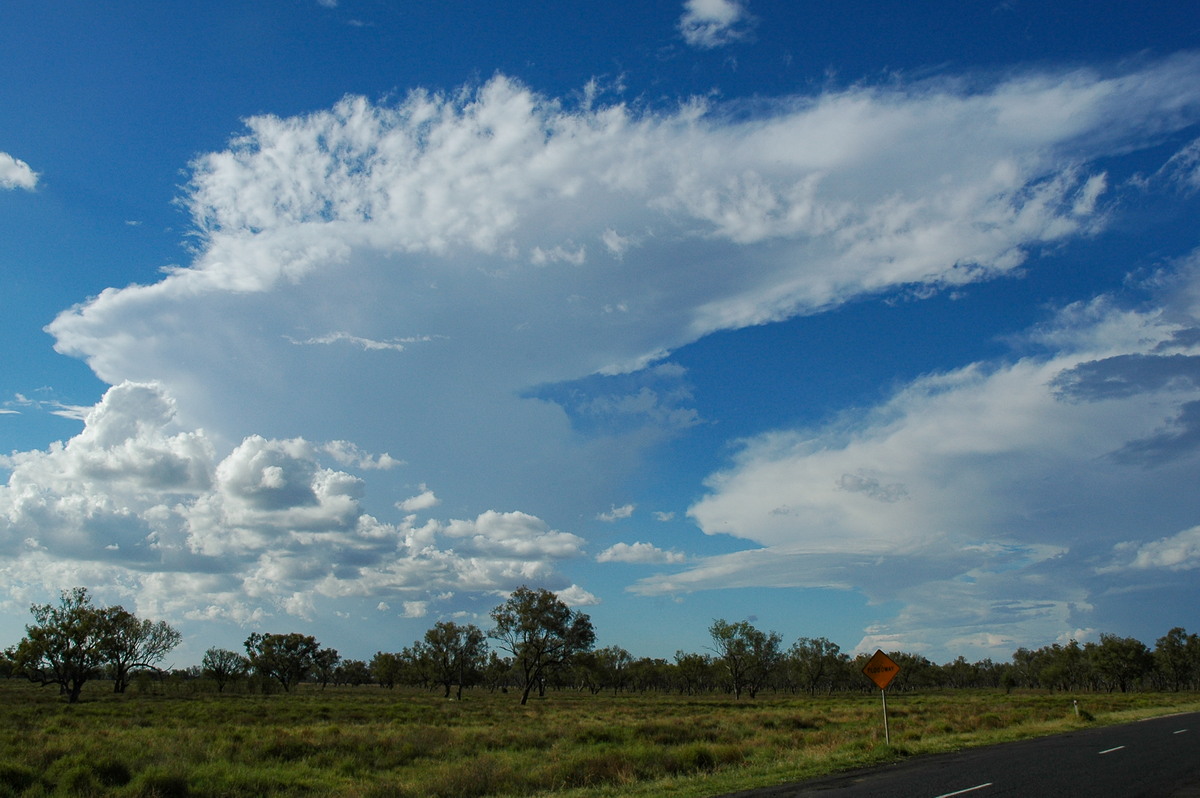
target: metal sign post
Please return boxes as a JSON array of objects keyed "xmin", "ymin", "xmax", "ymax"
[{"xmin": 862, "ymin": 649, "xmax": 900, "ymax": 745}]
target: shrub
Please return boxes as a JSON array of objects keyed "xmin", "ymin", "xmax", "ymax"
[
  {"xmin": 131, "ymin": 767, "xmax": 189, "ymax": 798},
  {"xmin": 0, "ymin": 763, "xmax": 39, "ymax": 794}
]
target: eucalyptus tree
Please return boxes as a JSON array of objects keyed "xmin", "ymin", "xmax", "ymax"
[
  {"xmin": 13, "ymin": 587, "xmax": 180, "ymax": 702},
  {"xmin": 244, "ymin": 632, "xmax": 324, "ymax": 692},
  {"xmin": 709, "ymin": 618, "xmax": 783, "ymax": 699},
  {"xmin": 489, "ymin": 586, "xmax": 595, "ymax": 705},
  {"xmin": 202, "ymin": 647, "xmax": 250, "ymax": 692},
  {"xmin": 371, "ymin": 651, "xmax": 403, "ymax": 688},
  {"xmin": 13, "ymin": 588, "xmax": 111, "ymax": 703},
  {"xmin": 422, "ymin": 621, "xmax": 487, "ymax": 699},
  {"xmin": 1088, "ymin": 634, "xmax": 1153, "ymax": 693},
  {"xmin": 786, "ymin": 637, "xmax": 845, "ymax": 695},
  {"xmin": 1154, "ymin": 627, "xmax": 1200, "ymax": 691},
  {"xmin": 103, "ymin": 607, "xmax": 182, "ymax": 693}
]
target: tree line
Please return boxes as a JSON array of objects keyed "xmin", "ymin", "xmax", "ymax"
[{"xmin": 4, "ymin": 586, "xmax": 1199, "ymax": 703}]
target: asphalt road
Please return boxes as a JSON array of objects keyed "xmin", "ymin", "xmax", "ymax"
[{"xmin": 719, "ymin": 711, "xmax": 1200, "ymax": 797}]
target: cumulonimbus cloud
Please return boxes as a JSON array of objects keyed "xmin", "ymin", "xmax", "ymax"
[{"xmin": 7, "ymin": 54, "xmax": 1200, "ymax": 650}]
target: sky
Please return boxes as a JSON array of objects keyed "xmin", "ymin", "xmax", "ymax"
[{"xmin": 2, "ymin": 0, "xmax": 1200, "ymax": 668}]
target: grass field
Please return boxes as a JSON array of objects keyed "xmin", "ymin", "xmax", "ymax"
[{"xmin": 1, "ymin": 680, "xmax": 1197, "ymax": 797}]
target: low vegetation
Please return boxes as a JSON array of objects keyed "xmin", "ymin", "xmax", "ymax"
[
  {"xmin": 3, "ymin": 586, "xmax": 1200, "ymax": 796},
  {"xmin": 0, "ymin": 679, "xmax": 1197, "ymax": 798}
]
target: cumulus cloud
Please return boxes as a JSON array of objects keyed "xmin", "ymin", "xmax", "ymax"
[
  {"xmin": 630, "ymin": 257, "xmax": 1200, "ymax": 658},
  {"xmin": 0, "ymin": 382, "xmax": 586, "ymax": 623},
  {"xmin": 398, "ymin": 485, "xmax": 440, "ymax": 513},
  {"xmin": 678, "ymin": 0, "xmax": 754, "ymax": 49},
  {"xmin": 597, "ymin": 541, "xmax": 687, "ymax": 564},
  {"xmin": 557, "ymin": 584, "xmax": 601, "ymax": 606},
  {"xmin": 0, "ymin": 152, "xmax": 38, "ymax": 191}
]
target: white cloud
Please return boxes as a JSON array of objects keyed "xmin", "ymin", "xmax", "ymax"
[
  {"xmin": 557, "ymin": 584, "xmax": 601, "ymax": 606},
  {"xmin": 398, "ymin": 485, "xmax": 440, "ymax": 512},
  {"xmin": 8, "ymin": 56, "xmax": 1200, "ymax": 653},
  {"xmin": 678, "ymin": 0, "xmax": 754, "ymax": 49},
  {"xmin": 597, "ymin": 541, "xmax": 686, "ymax": 564},
  {"xmin": 0, "ymin": 382, "xmax": 587, "ymax": 625},
  {"xmin": 597, "ymin": 503, "xmax": 635, "ymax": 522},
  {"xmin": 632, "ymin": 258, "xmax": 1200, "ymax": 658},
  {"xmin": 0, "ymin": 152, "xmax": 37, "ymax": 191},
  {"xmin": 443, "ymin": 510, "xmax": 585, "ymax": 559},
  {"xmin": 1115, "ymin": 526, "xmax": 1200, "ymax": 571}
]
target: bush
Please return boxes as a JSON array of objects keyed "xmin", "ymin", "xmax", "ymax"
[
  {"xmin": 131, "ymin": 767, "xmax": 189, "ymax": 798},
  {"xmin": 0, "ymin": 763, "xmax": 39, "ymax": 794}
]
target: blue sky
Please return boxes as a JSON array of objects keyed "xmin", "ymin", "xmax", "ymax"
[{"xmin": 3, "ymin": 0, "xmax": 1200, "ymax": 667}]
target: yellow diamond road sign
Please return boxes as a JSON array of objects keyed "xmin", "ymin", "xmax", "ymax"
[{"xmin": 863, "ymin": 649, "xmax": 900, "ymax": 690}]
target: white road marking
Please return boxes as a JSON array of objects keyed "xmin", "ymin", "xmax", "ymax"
[
  {"xmin": 1099, "ymin": 746, "xmax": 1126, "ymax": 755},
  {"xmin": 1174, "ymin": 729, "xmax": 1188, "ymax": 735},
  {"xmin": 933, "ymin": 784, "xmax": 993, "ymax": 798}
]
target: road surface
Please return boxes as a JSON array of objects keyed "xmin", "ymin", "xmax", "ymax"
[{"xmin": 719, "ymin": 711, "xmax": 1200, "ymax": 797}]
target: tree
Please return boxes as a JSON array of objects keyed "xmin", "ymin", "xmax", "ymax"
[
  {"xmin": 593, "ymin": 645, "xmax": 633, "ymax": 693},
  {"xmin": 13, "ymin": 588, "xmax": 111, "ymax": 703},
  {"xmin": 202, "ymin": 647, "xmax": 249, "ymax": 692},
  {"xmin": 709, "ymin": 618, "xmax": 783, "ymax": 699},
  {"xmin": 244, "ymin": 632, "xmax": 323, "ymax": 692},
  {"xmin": 371, "ymin": 651, "xmax": 403, "ymax": 688},
  {"xmin": 102, "ymin": 607, "xmax": 182, "ymax": 693},
  {"xmin": 787, "ymin": 637, "xmax": 844, "ymax": 695},
  {"xmin": 335, "ymin": 659, "xmax": 372, "ymax": 686},
  {"xmin": 311, "ymin": 647, "xmax": 341, "ymax": 690},
  {"xmin": 1089, "ymin": 634, "xmax": 1153, "ymax": 693},
  {"xmin": 489, "ymin": 586, "xmax": 595, "ymax": 705},
  {"xmin": 1154, "ymin": 627, "xmax": 1200, "ymax": 691},
  {"xmin": 674, "ymin": 650, "xmax": 715, "ymax": 695},
  {"xmin": 422, "ymin": 621, "xmax": 487, "ymax": 699}
]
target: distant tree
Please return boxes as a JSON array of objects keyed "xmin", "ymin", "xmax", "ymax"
[
  {"xmin": 673, "ymin": 651, "xmax": 715, "ymax": 695},
  {"xmin": 102, "ymin": 607, "xmax": 182, "ymax": 693},
  {"xmin": 335, "ymin": 659, "xmax": 372, "ymax": 686},
  {"xmin": 1089, "ymin": 634, "xmax": 1153, "ymax": 693},
  {"xmin": 398, "ymin": 643, "xmax": 435, "ymax": 688},
  {"xmin": 482, "ymin": 652, "xmax": 514, "ymax": 693},
  {"xmin": 422, "ymin": 621, "xmax": 487, "ymax": 699},
  {"xmin": 1036, "ymin": 640, "xmax": 1093, "ymax": 692},
  {"xmin": 311, "ymin": 647, "xmax": 341, "ymax": 690},
  {"xmin": 489, "ymin": 586, "xmax": 595, "ymax": 705},
  {"xmin": 13, "ymin": 588, "xmax": 111, "ymax": 703},
  {"xmin": 0, "ymin": 646, "xmax": 17, "ymax": 679},
  {"xmin": 244, "ymin": 632, "xmax": 323, "ymax": 692},
  {"xmin": 627, "ymin": 656, "xmax": 672, "ymax": 692},
  {"xmin": 371, "ymin": 651, "xmax": 403, "ymax": 688},
  {"xmin": 202, "ymin": 647, "xmax": 249, "ymax": 692},
  {"xmin": 1154, "ymin": 627, "xmax": 1200, "ymax": 691},
  {"xmin": 594, "ymin": 645, "xmax": 633, "ymax": 693},
  {"xmin": 787, "ymin": 637, "xmax": 844, "ymax": 695},
  {"xmin": 709, "ymin": 619, "xmax": 783, "ymax": 699}
]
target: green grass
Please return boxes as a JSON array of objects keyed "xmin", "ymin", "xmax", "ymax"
[{"xmin": 0, "ymin": 680, "xmax": 1196, "ymax": 797}]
